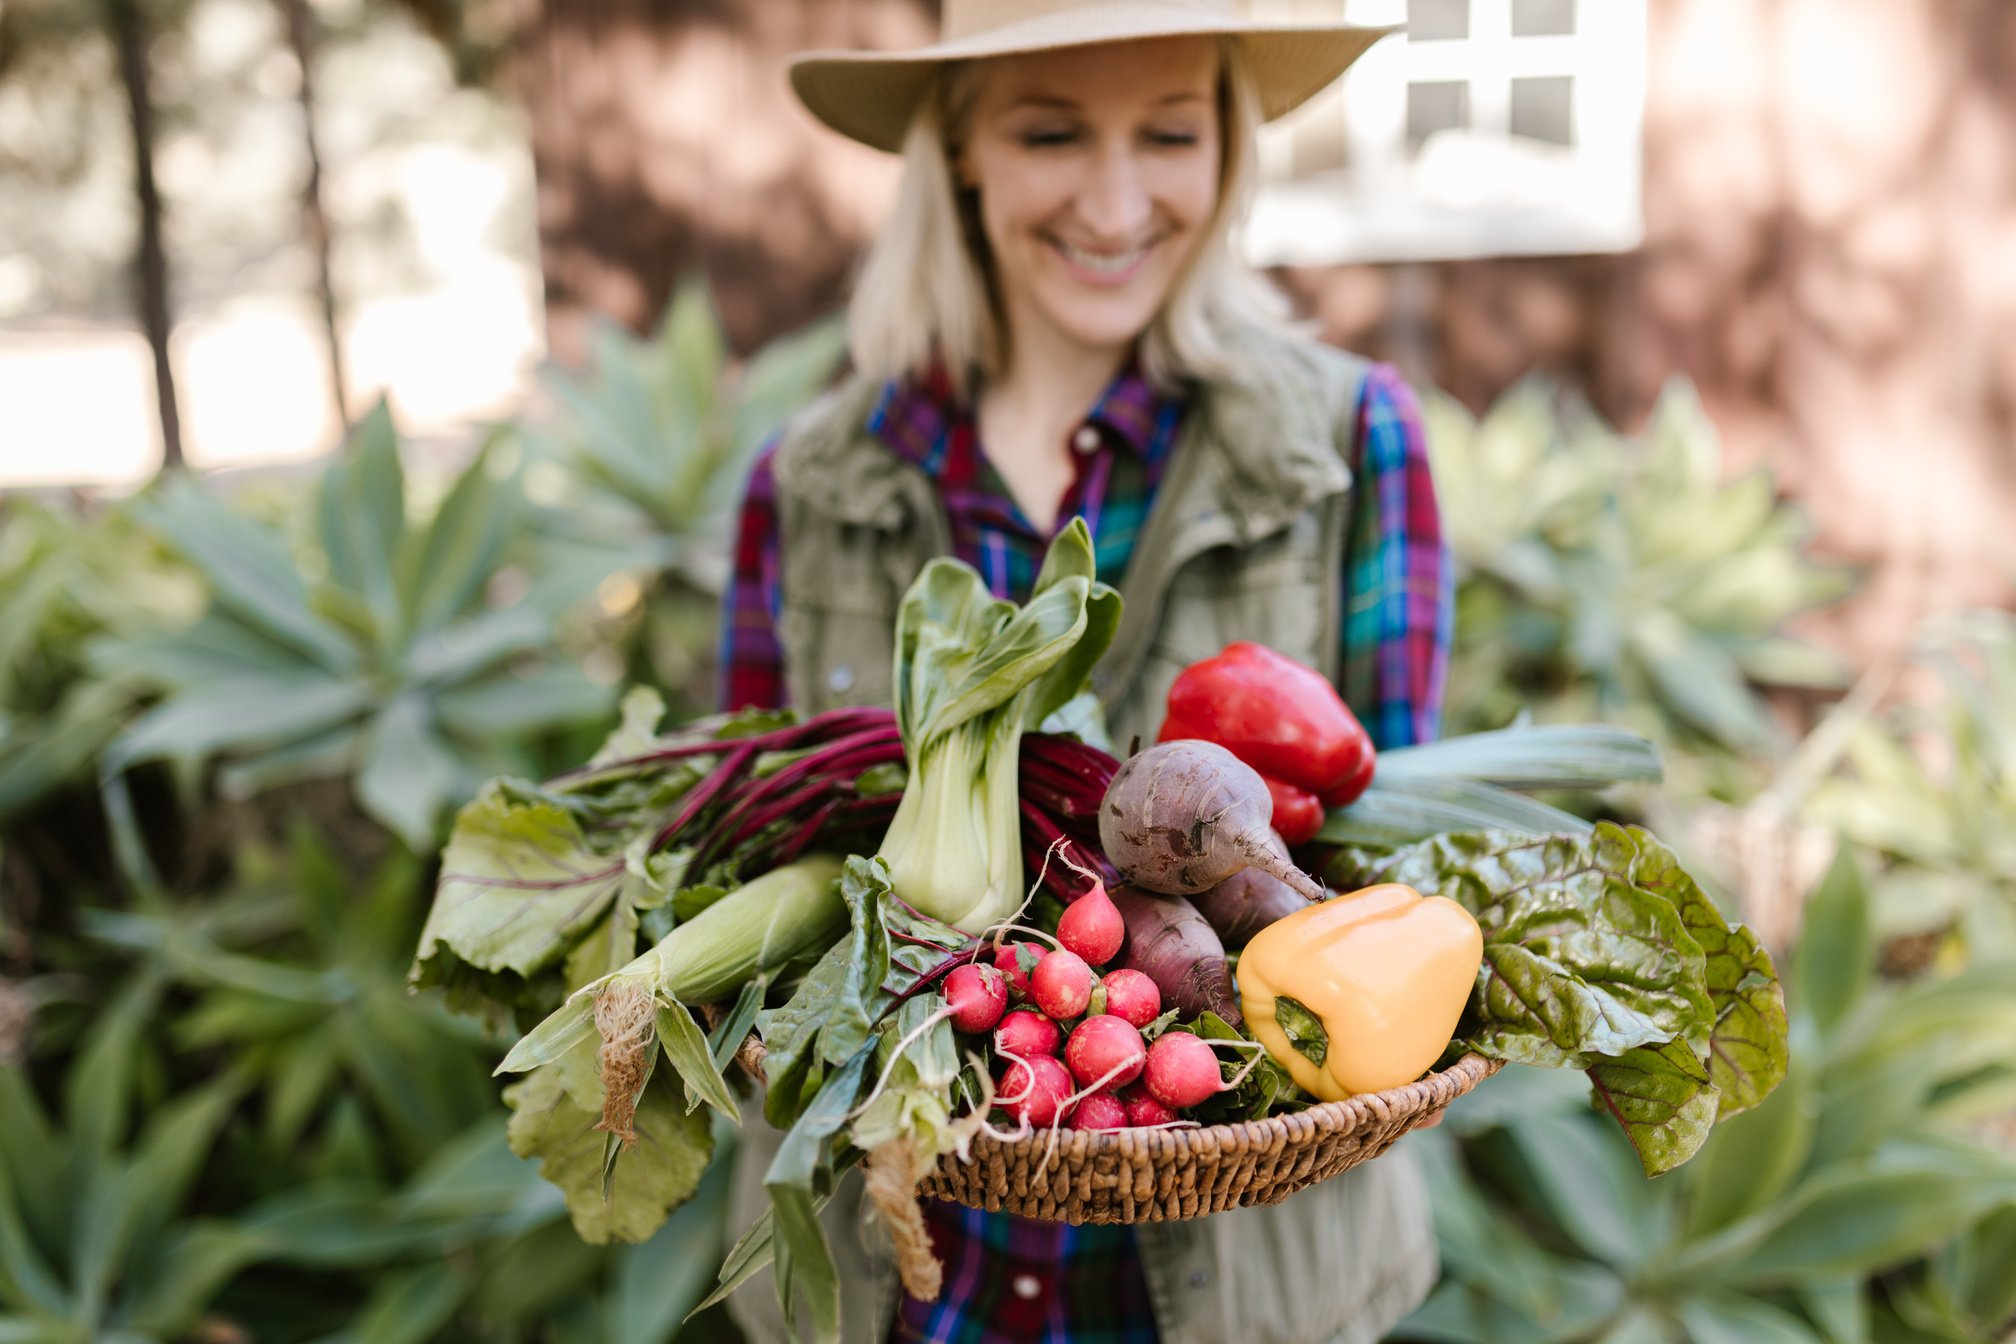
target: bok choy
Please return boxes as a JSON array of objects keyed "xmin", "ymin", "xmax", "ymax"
[{"xmin": 876, "ymin": 520, "xmax": 1120, "ymax": 932}]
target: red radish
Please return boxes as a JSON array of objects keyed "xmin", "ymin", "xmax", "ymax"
[
  {"xmin": 1122, "ymin": 1088, "xmax": 1177, "ymax": 1128},
  {"xmin": 994, "ymin": 1008, "xmax": 1061, "ymax": 1059},
  {"xmin": 996, "ymin": 1053, "xmax": 1075, "ymax": 1127},
  {"xmin": 1029, "ymin": 948, "xmax": 1094, "ymax": 1020},
  {"xmin": 1142, "ymin": 1032, "xmax": 1250, "ymax": 1110},
  {"xmin": 1069, "ymin": 1092, "xmax": 1129, "ymax": 1132},
  {"xmin": 941, "ymin": 963, "xmax": 1009, "ymax": 1034},
  {"xmin": 1064, "ymin": 1015, "xmax": 1147, "ymax": 1091},
  {"xmin": 1099, "ymin": 740, "xmax": 1327, "ymax": 902},
  {"xmin": 1099, "ymin": 969, "xmax": 1162, "ymax": 1028},
  {"xmin": 1056, "ymin": 883, "xmax": 1125, "ymax": 965},
  {"xmin": 992, "ymin": 942, "xmax": 1043, "ymax": 996}
]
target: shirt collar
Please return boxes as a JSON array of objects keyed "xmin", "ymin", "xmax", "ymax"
[{"xmin": 869, "ymin": 357, "xmax": 1173, "ymax": 477}]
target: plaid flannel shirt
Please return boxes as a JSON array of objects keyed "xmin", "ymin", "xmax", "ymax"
[{"xmin": 720, "ymin": 358, "xmax": 1451, "ymax": 1344}]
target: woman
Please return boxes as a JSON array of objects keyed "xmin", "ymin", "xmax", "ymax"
[{"xmin": 720, "ymin": 3, "xmax": 1452, "ymax": 1341}]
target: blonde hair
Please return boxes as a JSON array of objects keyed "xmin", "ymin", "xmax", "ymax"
[{"xmin": 848, "ymin": 38, "xmax": 1291, "ymax": 395}]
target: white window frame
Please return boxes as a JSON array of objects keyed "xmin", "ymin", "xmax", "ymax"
[{"xmin": 1241, "ymin": 0, "xmax": 1648, "ymax": 267}]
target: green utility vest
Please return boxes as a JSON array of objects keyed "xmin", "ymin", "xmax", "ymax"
[{"xmin": 727, "ymin": 328, "xmax": 1438, "ymax": 1344}]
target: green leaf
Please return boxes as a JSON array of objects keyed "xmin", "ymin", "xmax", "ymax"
[
  {"xmin": 1629, "ymin": 833, "xmax": 1788, "ymax": 1117},
  {"xmin": 125, "ymin": 1223, "xmax": 272, "ymax": 1334},
  {"xmin": 1683, "ymin": 1059, "xmax": 1817, "ymax": 1236},
  {"xmin": 433, "ymin": 665, "xmax": 614, "ymax": 740},
  {"xmin": 106, "ymin": 674, "xmax": 371, "ymax": 772},
  {"xmin": 764, "ymin": 1043, "xmax": 873, "ymax": 1340},
  {"xmin": 504, "ymin": 1067, "xmax": 713, "ymax": 1245},
  {"xmin": 137, "ymin": 478, "xmax": 357, "ymax": 673},
  {"xmin": 1794, "ymin": 846, "xmax": 1873, "ymax": 1040},
  {"xmin": 1679, "ymin": 1293, "xmax": 1826, "ymax": 1344},
  {"xmin": 412, "ymin": 784, "xmax": 627, "ymax": 995},
  {"xmin": 1585, "ymin": 1038, "xmax": 1720, "ymax": 1176},
  {"xmin": 709, "ymin": 978, "xmax": 765, "ymax": 1075},
  {"xmin": 609, "ymin": 1131, "xmax": 736, "ymax": 1343},
  {"xmin": 1318, "ymin": 775, "xmax": 1595, "ymax": 849},
  {"xmin": 1271, "ymin": 995, "xmax": 1329, "ymax": 1067},
  {"xmin": 1798, "ymin": 1277, "xmax": 1870, "ymax": 1344},
  {"xmin": 1374, "ymin": 724, "xmax": 1664, "ymax": 790},
  {"xmin": 655, "ymin": 1001, "xmax": 739, "ymax": 1118},
  {"xmin": 823, "ymin": 857, "xmax": 896, "ymax": 1066},
  {"xmin": 344, "ymin": 1261, "xmax": 471, "ymax": 1344},
  {"xmin": 317, "ymin": 400, "xmax": 408, "ymax": 634},
  {"xmin": 356, "ymin": 695, "xmax": 466, "ymax": 849},
  {"xmin": 1505, "ymin": 1111, "xmax": 1667, "ymax": 1265},
  {"xmin": 395, "ymin": 435, "xmax": 518, "ymax": 639}
]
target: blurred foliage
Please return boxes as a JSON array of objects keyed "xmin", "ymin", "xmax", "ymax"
[
  {"xmin": 1398, "ymin": 849, "xmax": 2016, "ymax": 1344},
  {"xmin": 1799, "ymin": 612, "xmax": 2016, "ymax": 961},
  {"xmin": 1427, "ymin": 380, "xmax": 1855, "ymax": 802},
  {"xmin": 99, "ymin": 400, "xmax": 616, "ymax": 850},
  {"xmin": 519, "ymin": 282, "xmax": 845, "ymax": 712},
  {"xmin": 0, "ymin": 497, "xmax": 201, "ymax": 825}
]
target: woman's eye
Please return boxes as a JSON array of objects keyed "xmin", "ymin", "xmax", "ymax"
[
  {"xmin": 1146, "ymin": 129, "xmax": 1200, "ymax": 148},
  {"xmin": 1020, "ymin": 128, "xmax": 1080, "ymax": 148}
]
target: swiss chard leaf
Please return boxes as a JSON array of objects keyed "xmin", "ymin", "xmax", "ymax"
[
  {"xmin": 1585, "ymin": 1038, "xmax": 1721, "ymax": 1176},
  {"xmin": 764, "ymin": 1043, "xmax": 875, "ymax": 1341},
  {"xmin": 503, "ymin": 1067, "xmax": 711, "ymax": 1245},
  {"xmin": 1184, "ymin": 1011, "xmax": 1309, "ymax": 1123},
  {"xmin": 411, "ymin": 785, "xmax": 627, "ymax": 1012}
]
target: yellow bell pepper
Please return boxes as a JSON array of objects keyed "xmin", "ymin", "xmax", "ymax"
[{"xmin": 1239, "ymin": 884, "xmax": 1483, "ymax": 1101}]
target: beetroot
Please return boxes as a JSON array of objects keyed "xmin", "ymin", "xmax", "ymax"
[
  {"xmin": 1098, "ymin": 969, "xmax": 1162, "ymax": 1029},
  {"xmin": 994, "ymin": 1008, "xmax": 1062, "ymax": 1059},
  {"xmin": 1029, "ymin": 948, "xmax": 1094, "ymax": 1020},
  {"xmin": 1056, "ymin": 883, "xmax": 1125, "ymax": 965},
  {"xmin": 1110, "ymin": 885, "xmax": 1240, "ymax": 1026},
  {"xmin": 1064, "ymin": 1015, "xmax": 1147, "ymax": 1091},
  {"xmin": 997, "ymin": 1053, "xmax": 1075, "ymax": 1127},
  {"xmin": 1099, "ymin": 740, "xmax": 1326, "ymax": 901},
  {"xmin": 1069, "ymin": 1092, "xmax": 1129, "ymax": 1132},
  {"xmin": 1191, "ymin": 866, "xmax": 1308, "ymax": 949},
  {"xmin": 941, "ymin": 963, "xmax": 1009, "ymax": 1034}
]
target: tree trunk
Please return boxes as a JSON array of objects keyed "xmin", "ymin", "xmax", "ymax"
[
  {"xmin": 279, "ymin": 0, "xmax": 349, "ymax": 434},
  {"xmin": 511, "ymin": 0, "xmax": 935, "ymax": 364},
  {"xmin": 108, "ymin": 0, "xmax": 183, "ymax": 470}
]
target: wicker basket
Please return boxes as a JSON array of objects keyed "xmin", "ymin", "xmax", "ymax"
[{"xmin": 917, "ymin": 1052, "xmax": 1501, "ymax": 1224}]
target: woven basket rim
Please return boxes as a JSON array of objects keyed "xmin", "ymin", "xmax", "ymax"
[{"xmin": 951, "ymin": 1051, "xmax": 1500, "ymax": 1162}]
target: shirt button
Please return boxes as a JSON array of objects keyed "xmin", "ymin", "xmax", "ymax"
[
  {"xmin": 826, "ymin": 665, "xmax": 855, "ymax": 694},
  {"xmin": 1012, "ymin": 1273, "xmax": 1043, "ymax": 1300},
  {"xmin": 1072, "ymin": 426, "xmax": 1101, "ymax": 454},
  {"xmin": 1188, "ymin": 1271, "xmax": 1210, "ymax": 1289}
]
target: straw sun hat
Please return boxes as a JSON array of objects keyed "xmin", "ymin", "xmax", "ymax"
[{"xmin": 790, "ymin": 0, "xmax": 1396, "ymax": 153}]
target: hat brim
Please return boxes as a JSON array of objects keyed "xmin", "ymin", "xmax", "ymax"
[{"xmin": 790, "ymin": 7, "xmax": 1397, "ymax": 153}]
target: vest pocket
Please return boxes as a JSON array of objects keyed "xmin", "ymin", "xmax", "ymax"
[{"xmin": 778, "ymin": 594, "xmax": 897, "ymax": 713}]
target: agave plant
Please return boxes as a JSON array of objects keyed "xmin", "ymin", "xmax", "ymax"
[
  {"xmin": 526, "ymin": 281, "xmax": 847, "ymax": 596},
  {"xmin": 0, "ymin": 499, "xmax": 200, "ymax": 826},
  {"xmin": 1799, "ymin": 612, "xmax": 2016, "ymax": 961},
  {"xmin": 1427, "ymin": 379, "xmax": 1854, "ymax": 796},
  {"xmin": 517, "ymin": 285, "xmax": 847, "ymax": 713},
  {"xmin": 98, "ymin": 402, "xmax": 616, "ymax": 850},
  {"xmin": 1398, "ymin": 848, "xmax": 2016, "ymax": 1344}
]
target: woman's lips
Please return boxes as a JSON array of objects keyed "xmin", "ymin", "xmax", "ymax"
[{"xmin": 1049, "ymin": 236, "xmax": 1159, "ymax": 287}]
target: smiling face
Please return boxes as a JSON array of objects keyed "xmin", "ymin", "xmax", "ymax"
[{"xmin": 958, "ymin": 36, "xmax": 1225, "ymax": 371}]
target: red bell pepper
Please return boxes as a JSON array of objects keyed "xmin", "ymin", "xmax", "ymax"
[{"xmin": 1157, "ymin": 642, "xmax": 1377, "ymax": 845}]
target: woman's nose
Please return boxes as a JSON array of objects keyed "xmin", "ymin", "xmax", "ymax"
[{"xmin": 1076, "ymin": 145, "xmax": 1152, "ymax": 239}]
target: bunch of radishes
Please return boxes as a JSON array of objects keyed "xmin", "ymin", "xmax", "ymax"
[{"xmin": 931, "ymin": 872, "xmax": 1254, "ymax": 1134}]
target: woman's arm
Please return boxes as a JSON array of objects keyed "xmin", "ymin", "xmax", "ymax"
[
  {"xmin": 1339, "ymin": 364, "xmax": 1454, "ymax": 750},
  {"xmin": 719, "ymin": 445, "xmax": 789, "ymax": 713}
]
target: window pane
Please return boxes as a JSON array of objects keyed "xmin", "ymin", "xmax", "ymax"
[
  {"xmin": 1510, "ymin": 75, "xmax": 1575, "ymax": 145},
  {"xmin": 1408, "ymin": 0, "xmax": 1469, "ymax": 41},
  {"xmin": 1512, "ymin": 0, "xmax": 1576, "ymax": 36},
  {"xmin": 1407, "ymin": 81, "xmax": 1471, "ymax": 150}
]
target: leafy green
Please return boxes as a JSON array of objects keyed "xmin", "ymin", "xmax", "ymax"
[
  {"xmin": 876, "ymin": 521, "xmax": 1120, "ymax": 931},
  {"xmin": 1341, "ymin": 824, "xmax": 1789, "ymax": 1174},
  {"xmin": 503, "ymin": 1068, "xmax": 712, "ymax": 1245},
  {"xmin": 1184, "ymin": 1011, "xmax": 1309, "ymax": 1123}
]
